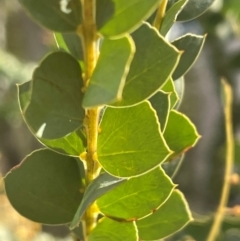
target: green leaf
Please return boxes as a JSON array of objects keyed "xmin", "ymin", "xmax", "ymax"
[
  {"xmin": 162, "ymin": 154, "xmax": 185, "ymax": 178},
  {"xmin": 4, "ymin": 149, "xmax": 84, "ymax": 225},
  {"xmin": 55, "ymin": 33, "xmax": 83, "ymax": 61},
  {"xmin": 161, "ymin": 78, "xmax": 179, "ymax": 108},
  {"xmin": 18, "ymin": 81, "xmax": 86, "ymax": 156},
  {"xmin": 18, "ymin": 0, "xmax": 82, "ymax": 32},
  {"xmin": 22, "ymin": 52, "xmax": 85, "ymax": 139},
  {"xmin": 82, "ymin": 36, "xmax": 135, "ymax": 108},
  {"xmin": 98, "ymin": 101, "xmax": 171, "ymax": 177},
  {"xmin": 149, "ymin": 91, "xmax": 171, "ymax": 132},
  {"xmin": 41, "ymin": 129, "xmax": 86, "ymax": 156},
  {"xmin": 172, "ymin": 34, "xmax": 206, "ymax": 80},
  {"xmin": 167, "ymin": 0, "xmax": 215, "ymax": 21},
  {"xmin": 72, "ymin": 224, "xmax": 85, "ymax": 241},
  {"xmin": 164, "ymin": 110, "xmax": 200, "ymax": 158},
  {"xmin": 174, "ymin": 77, "xmax": 185, "ymax": 108},
  {"xmin": 70, "ymin": 172, "xmax": 126, "ymax": 229},
  {"xmin": 98, "ymin": 0, "xmax": 162, "ymax": 37},
  {"xmin": 97, "ymin": 167, "xmax": 174, "ymax": 220},
  {"xmin": 18, "ymin": 81, "xmax": 31, "ymax": 110},
  {"xmin": 96, "ymin": 0, "xmax": 115, "ymax": 30},
  {"xmin": 160, "ymin": 0, "xmax": 189, "ymax": 36},
  {"xmin": 136, "ymin": 190, "xmax": 192, "ymax": 240},
  {"xmin": 114, "ymin": 22, "xmax": 180, "ymax": 107},
  {"xmin": 89, "ymin": 217, "xmax": 138, "ymax": 241},
  {"xmin": 54, "ymin": 33, "xmax": 69, "ymax": 52},
  {"xmin": 54, "ymin": 31, "xmax": 85, "ymax": 83}
]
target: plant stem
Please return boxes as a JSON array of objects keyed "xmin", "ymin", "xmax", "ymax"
[
  {"xmin": 82, "ymin": 0, "xmax": 96, "ymax": 88},
  {"xmin": 84, "ymin": 108, "xmax": 100, "ymax": 237},
  {"xmin": 81, "ymin": 0, "xmax": 100, "ymax": 237},
  {"xmin": 206, "ymin": 79, "xmax": 234, "ymax": 241},
  {"xmin": 153, "ymin": 0, "xmax": 168, "ymax": 30}
]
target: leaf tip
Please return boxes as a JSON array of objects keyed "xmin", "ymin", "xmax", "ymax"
[
  {"xmin": 169, "ymin": 149, "xmax": 175, "ymax": 156},
  {"xmin": 179, "ymin": 50, "xmax": 185, "ymax": 56}
]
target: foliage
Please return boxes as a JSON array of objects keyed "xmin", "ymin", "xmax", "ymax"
[{"xmin": 3, "ymin": 0, "xmax": 215, "ymax": 240}]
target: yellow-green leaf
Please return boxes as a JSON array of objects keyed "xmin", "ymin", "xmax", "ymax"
[
  {"xmin": 149, "ymin": 91, "xmax": 171, "ymax": 132},
  {"xmin": 97, "ymin": 167, "xmax": 174, "ymax": 220},
  {"xmin": 83, "ymin": 36, "xmax": 135, "ymax": 108},
  {"xmin": 160, "ymin": 0, "xmax": 188, "ymax": 36},
  {"xmin": 161, "ymin": 78, "xmax": 179, "ymax": 108},
  {"xmin": 137, "ymin": 190, "xmax": 192, "ymax": 240},
  {"xmin": 164, "ymin": 110, "xmax": 200, "ymax": 158},
  {"xmin": 98, "ymin": 101, "xmax": 171, "ymax": 177},
  {"xmin": 98, "ymin": 0, "xmax": 162, "ymax": 37},
  {"xmin": 89, "ymin": 217, "xmax": 138, "ymax": 241}
]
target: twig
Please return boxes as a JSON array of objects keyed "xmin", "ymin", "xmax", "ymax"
[{"xmin": 206, "ymin": 79, "xmax": 234, "ymax": 241}]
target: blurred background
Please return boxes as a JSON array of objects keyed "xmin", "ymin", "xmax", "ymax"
[{"xmin": 1, "ymin": 0, "xmax": 240, "ymax": 240}]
